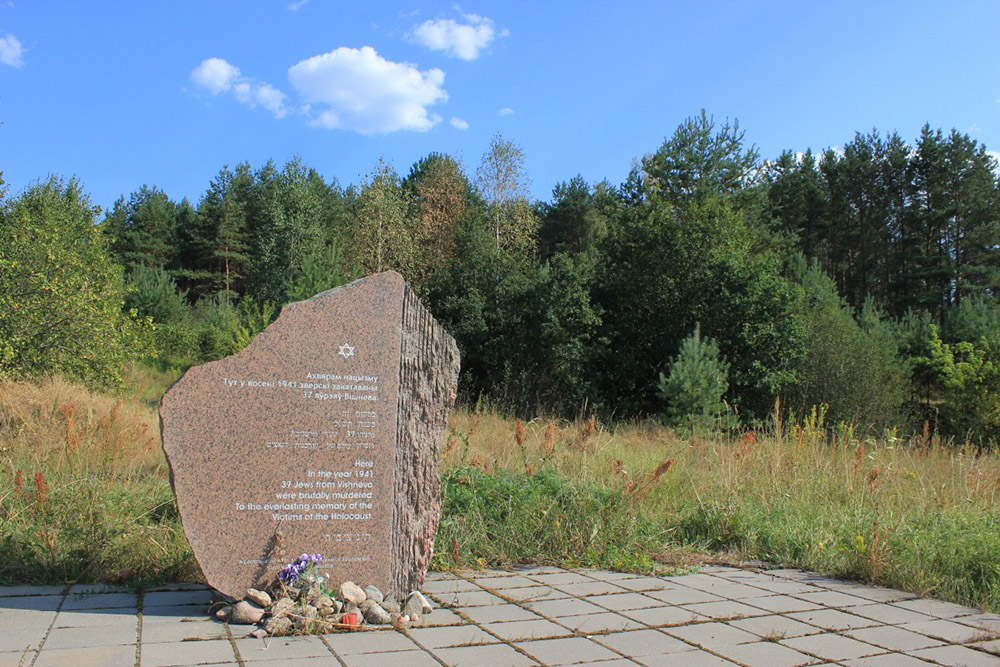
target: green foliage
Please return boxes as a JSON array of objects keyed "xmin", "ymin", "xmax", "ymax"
[
  {"xmin": 435, "ymin": 466, "xmax": 661, "ymax": 571},
  {"xmin": 787, "ymin": 265, "xmax": 905, "ymax": 431},
  {"xmin": 125, "ymin": 265, "xmax": 189, "ymax": 323},
  {"xmin": 0, "ymin": 177, "xmax": 147, "ymax": 388},
  {"xmin": 657, "ymin": 324, "xmax": 730, "ymax": 428},
  {"xmin": 102, "ymin": 185, "xmax": 180, "ymax": 271},
  {"xmin": 286, "ymin": 241, "xmax": 358, "ymax": 302},
  {"xmin": 538, "ymin": 175, "xmax": 608, "ymax": 258},
  {"xmin": 351, "ymin": 159, "xmax": 414, "ymax": 277},
  {"xmin": 476, "ymin": 133, "xmax": 539, "ymax": 255}
]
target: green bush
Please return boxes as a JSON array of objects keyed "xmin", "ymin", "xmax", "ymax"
[
  {"xmin": 125, "ymin": 265, "xmax": 189, "ymax": 324},
  {"xmin": 0, "ymin": 177, "xmax": 147, "ymax": 388},
  {"xmin": 658, "ymin": 324, "xmax": 730, "ymax": 428}
]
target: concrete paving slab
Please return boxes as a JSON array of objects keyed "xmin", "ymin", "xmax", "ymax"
[
  {"xmin": 552, "ymin": 580, "xmax": 631, "ymax": 597},
  {"xmin": 412, "ymin": 607, "xmax": 468, "ymax": 627},
  {"xmin": 34, "ymin": 644, "xmax": 137, "ymax": 667},
  {"xmin": 554, "ymin": 611, "xmax": 647, "ymax": 634},
  {"xmin": 61, "ymin": 592, "xmax": 137, "ymax": 611},
  {"xmin": 0, "ymin": 595, "xmax": 62, "ymax": 611},
  {"xmin": 842, "ymin": 654, "xmax": 937, "ymax": 666},
  {"xmin": 339, "ymin": 649, "xmax": 440, "ymax": 667},
  {"xmin": 232, "ymin": 634, "xmax": 331, "ymax": 662},
  {"xmin": 643, "ymin": 587, "xmax": 725, "ymax": 605},
  {"xmin": 892, "ymin": 597, "xmax": 980, "ymax": 619},
  {"xmin": 484, "ymin": 619, "xmax": 573, "ymax": 641},
  {"xmin": 682, "ymin": 599, "xmax": 773, "ymax": 620},
  {"xmin": 620, "ymin": 605, "xmax": 706, "ymax": 627},
  {"xmin": 53, "ymin": 608, "xmax": 140, "ymax": 627},
  {"xmin": 786, "ymin": 608, "xmax": 881, "ymax": 631},
  {"xmin": 794, "ymin": 589, "xmax": 873, "ymax": 608},
  {"xmin": 0, "ymin": 626, "xmax": 49, "ymax": 653},
  {"xmin": 592, "ymin": 628, "xmax": 692, "ymax": 656},
  {"xmin": 0, "ymin": 585, "xmax": 65, "ymax": 597},
  {"xmin": 781, "ymin": 632, "xmax": 885, "ymax": 661},
  {"xmin": 583, "ymin": 592, "xmax": 663, "ymax": 611},
  {"xmin": 138, "ymin": 636, "xmax": 236, "ymax": 666},
  {"xmin": 525, "ymin": 596, "xmax": 606, "ymax": 618},
  {"xmin": 665, "ymin": 621, "xmax": 761, "ymax": 648},
  {"xmin": 450, "ymin": 589, "xmax": 509, "ymax": 607},
  {"xmin": 44, "ymin": 623, "xmax": 137, "ymax": 649},
  {"xmin": 713, "ymin": 640, "xmax": 819, "ymax": 667},
  {"xmin": 495, "ymin": 585, "xmax": 569, "ymax": 603},
  {"xmin": 407, "ymin": 623, "xmax": 498, "ymax": 649},
  {"xmin": 323, "ymin": 628, "xmax": 419, "ymax": 654},
  {"xmin": 143, "ymin": 590, "xmax": 215, "ymax": 608},
  {"xmin": 0, "ymin": 608, "xmax": 57, "ymax": 631},
  {"xmin": 900, "ymin": 618, "xmax": 987, "ymax": 643},
  {"xmin": 422, "ymin": 577, "xmax": 483, "ymax": 594},
  {"xmin": 742, "ymin": 579, "xmax": 825, "ymax": 596},
  {"xmin": 726, "ymin": 613, "xmax": 824, "ymax": 639},
  {"xmin": 849, "ymin": 603, "xmax": 937, "ymax": 625},
  {"xmin": 526, "ymin": 572, "xmax": 597, "ymax": 586},
  {"xmin": 610, "ymin": 576, "xmax": 675, "ymax": 592},
  {"xmin": 435, "ymin": 642, "xmax": 539, "ymax": 666},
  {"xmin": 140, "ymin": 619, "xmax": 229, "ymax": 643},
  {"xmin": 846, "ymin": 625, "xmax": 946, "ymax": 651},
  {"xmin": 958, "ymin": 613, "xmax": 1000, "ymax": 632},
  {"xmin": 516, "ymin": 636, "xmax": 621, "ymax": 664},
  {"xmin": 745, "ymin": 594, "xmax": 825, "ymax": 614},
  {"xmin": 638, "ymin": 650, "xmax": 740, "ymax": 666},
  {"xmin": 460, "ymin": 602, "xmax": 542, "ymax": 624},
  {"xmin": 471, "ymin": 575, "xmax": 539, "ymax": 590},
  {"xmin": 911, "ymin": 644, "xmax": 1000, "ymax": 666}
]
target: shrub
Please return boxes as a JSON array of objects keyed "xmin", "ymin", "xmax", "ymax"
[{"xmin": 658, "ymin": 324, "xmax": 730, "ymax": 428}]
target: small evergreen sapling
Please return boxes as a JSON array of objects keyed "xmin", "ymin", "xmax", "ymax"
[{"xmin": 658, "ymin": 324, "xmax": 730, "ymax": 428}]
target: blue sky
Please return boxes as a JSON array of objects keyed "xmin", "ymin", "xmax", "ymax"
[{"xmin": 1, "ymin": 1, "xmax": 999, "ymax": 213}]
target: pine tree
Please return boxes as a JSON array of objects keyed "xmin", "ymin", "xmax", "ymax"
[{"xmin": 657, "ymin": 324, "xmax": 730, "ymax": 427}]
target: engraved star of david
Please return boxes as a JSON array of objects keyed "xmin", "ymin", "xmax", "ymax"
[{"xmin": 338, "ymin": 342, "xmax": 355, "ymax": 359}]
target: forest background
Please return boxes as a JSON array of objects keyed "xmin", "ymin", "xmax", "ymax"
[{"xmin": 2, "ymin": 111, "xmax": 1000, "ymax": 443}]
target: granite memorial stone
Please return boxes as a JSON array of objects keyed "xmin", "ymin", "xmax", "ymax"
[{"xmin": 160, "ymin": 271, "xmax": 459, "ymax": 599}]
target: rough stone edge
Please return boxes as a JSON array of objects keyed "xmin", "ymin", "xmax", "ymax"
[{"xmin": 391, "ymin": 283, "xmax": 460, "ymax": 597}]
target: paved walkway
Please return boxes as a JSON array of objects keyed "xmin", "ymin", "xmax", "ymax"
[{"xmin": 2, "ymin": 566, "xmax": 999, "ymax": 666}]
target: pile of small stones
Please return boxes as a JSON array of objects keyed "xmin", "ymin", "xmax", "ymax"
[{"xmin": 213, "ymin": 580, "xmax": 434, "ymax": 637}]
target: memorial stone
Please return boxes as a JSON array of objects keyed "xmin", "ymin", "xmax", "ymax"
[{"xmin": 160, "ymin": 271, "xmax": 459, "ymax": 599}]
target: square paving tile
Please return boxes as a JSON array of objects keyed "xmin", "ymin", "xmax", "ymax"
[
  {"xmin": 892, "ymin": 598, "xmax": 978, "ymax": 619},
  {"xmin": 795, "ymin": 590, "xmax": 872, "ymax": 608},
  {"xmin": 516, "ymin": 636, "xmax": 620, "ymax": 664},
  {"xmin": 900, "ymin": 619, "xmax": 985, "ymax": 643},
  {"xmin": 611, "ymin": 577, "xmax": 675, "ymax": 592},
  {"xmin": 714, "ymin": 640, "xmax": 819, "ymax": 667},
  {"xmin": 683, "ymin": 600, "xmax": 772, "ymax": 620},
  {"xmin": 644, "ymin": 587, "xmax": 725, "ymax": 606},
  {"xmin": 848, "ymin": 604, "xmax": 936, "ymax": 626},
  {"xmin": 407, "ymin": 624, "xmax": 498, "ymax": 649},
  {"xmin": 744, "ymin": 580, "xmax": 824, "ymax": 596},
  {"xmin": 497, "ymin": 586, "xmax": 568, "ymax": 603},
  {"xmin": 139, "ymin": 606, "xmax": 211, "ymax": 623},
  {"xmin": 339, "ymin": 649, "xmax": 440, "ymax": 667},
  {"xmin": 43, "ymin": 624, "xmax": 137, "ymax": 649},
  {"xmin": 552, "ymin": 580, "xmax": 630, "ymax": 597},
  {"xmin": 412, "ymin": 608, "xmax": 467, "ymax": 627},
  {"xmin": 473, "ymin": 576, "xmax": 540, "ymax": 590},
  {"xmin": 53, "ymin": 609, "xmax": 139, "ymax": 627},
  {"xmin": 525, "ymin": 597, "xmax": 606, "ymax": 618},
  {"xmin": 840, "ymin": 654, "xmax": 936, "ymax": 666},
  {"xmin": 139, "ymin": 637, "xmax": 237, "ymax": 666},
  {"xmin": 0, "ymin": 626, "xmax": 49, "ymax": 653},
  {"xmin": 726, "ymin": 614, "xmax": 823, "ymax": 639},
  {"xmin": 460, "ymin": 603, "xmax": 541, "ymax": 624},
  {"xmin": 0, "ymin": 596, "xmax": 62, "ymax": 612},
  {"xmin": 435, "ymin": 643, "xmax": 539, "ymax": 666},
  {"xmin": 781, "ymin": 633, "xmax": 885, "ymax": 661},
  {"xmin": 665, "ymin": 621, "xmax": 761, "ymax": 649},
  {"xmin": 485, "ymin": 619, "xmax": 573, "ymax": 641},
  {"xmin": 0, "ymin": 585, "xmax": 65, "ymax": 597},
  {"xmin": 36, "ymin": 644, "xmax": 137, "ymax": 667},
  {"xmin": 593, "ymin": 629, "xmax": 691, "ymax": 656},
  {"xmin": 234, "ymin": 635, "xmax": 332, "ymax": 662},
  {"xmin": 639, "ymin": 649, "xmax": 740, "ymax": 666},
  {"xmin": 143, "ymin": 590, "xmax": 214, "ymax": 609},
  {"xmin": 140, "ymin": 619, "xmax": 229, "ymax": 643},
  {"xmin": 526, "ymin": 572, "xmax": 597, "ymax": 586},
  {"xmin": 786, "ymin": 608, "xmax": 880, "ymax": 631},
  {"xmin": 422, "ymin": 578, "xmax": 483, "ymax": 594},
  {"xmin": 61, "ymin": 592, "xmax": 137, "ymax": 612},
  {"xmin": 554, "ymin": 612, "xmax": 646, "ymax": 634},
  {"xmin": 450, "ymin": 590, "xmax": 509, "ymax": 607},
  {"xmin": 958, "ymin": 613, "xmax": 1000, "ymax": 633},
  {"xmin": 583, "ymin": 592, "xmax": 662, "ymax": 611},
  {"xmin": 911, "ymin": 644, "xmax": 1000, "ymax": 666},
  {"xmin": 746, "ymin": 595, "xmax": 824, "ymax": 614},
  {"xmin": 0, "ymin": 609, "xmax": 57, "ymax": 631},
  {"xmin": 620, "ymin": 605, "xmax": 706, "ymax": 627},
  {"xmin": 846, "ymin": 625, "xmax": 945, "ymax": 651},
  {"xmin": 586, "ymin": 570, "xmax": 649, "ymax": 582},
  {"xmin": 323, "ymin": 629, "xmax": 419, "ymax": 654},
  {"xmin": 841, "ymin": 587, "xmax": 915, "ymax": 604}
]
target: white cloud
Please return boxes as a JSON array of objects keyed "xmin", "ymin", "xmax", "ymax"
[
  {"xmin": 190, "ymin": 57, "xmax": 289, "ymax": 119},
  {"xmin": 409, "ymin": 13, "xmax": 505, "ymax": 60},
  {"xmin": 497, "ymin": 107, "xmax": 514, "ymax": 116},
  {"xmin": 0, "ymin": 33, "xmax": 24, "ymax": 68},
  {"xmin": 288, "ymin": 46, "xmax": 447, "ymax": 134},
  {"xmin": 287, "ymin": 0, "xmax": 308, "ymax": 10},
  {"xmin": 191, "ymin": 57, "xmax": 241, "ymax": 94},
  {"xmin": 450, "ymin": 116, "xmax": 469, "ymax": 130}
]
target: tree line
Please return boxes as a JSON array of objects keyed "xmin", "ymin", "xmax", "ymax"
[{"xmin": 2, "ymin": 112, "xmax": 998, "ymax": 441}]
